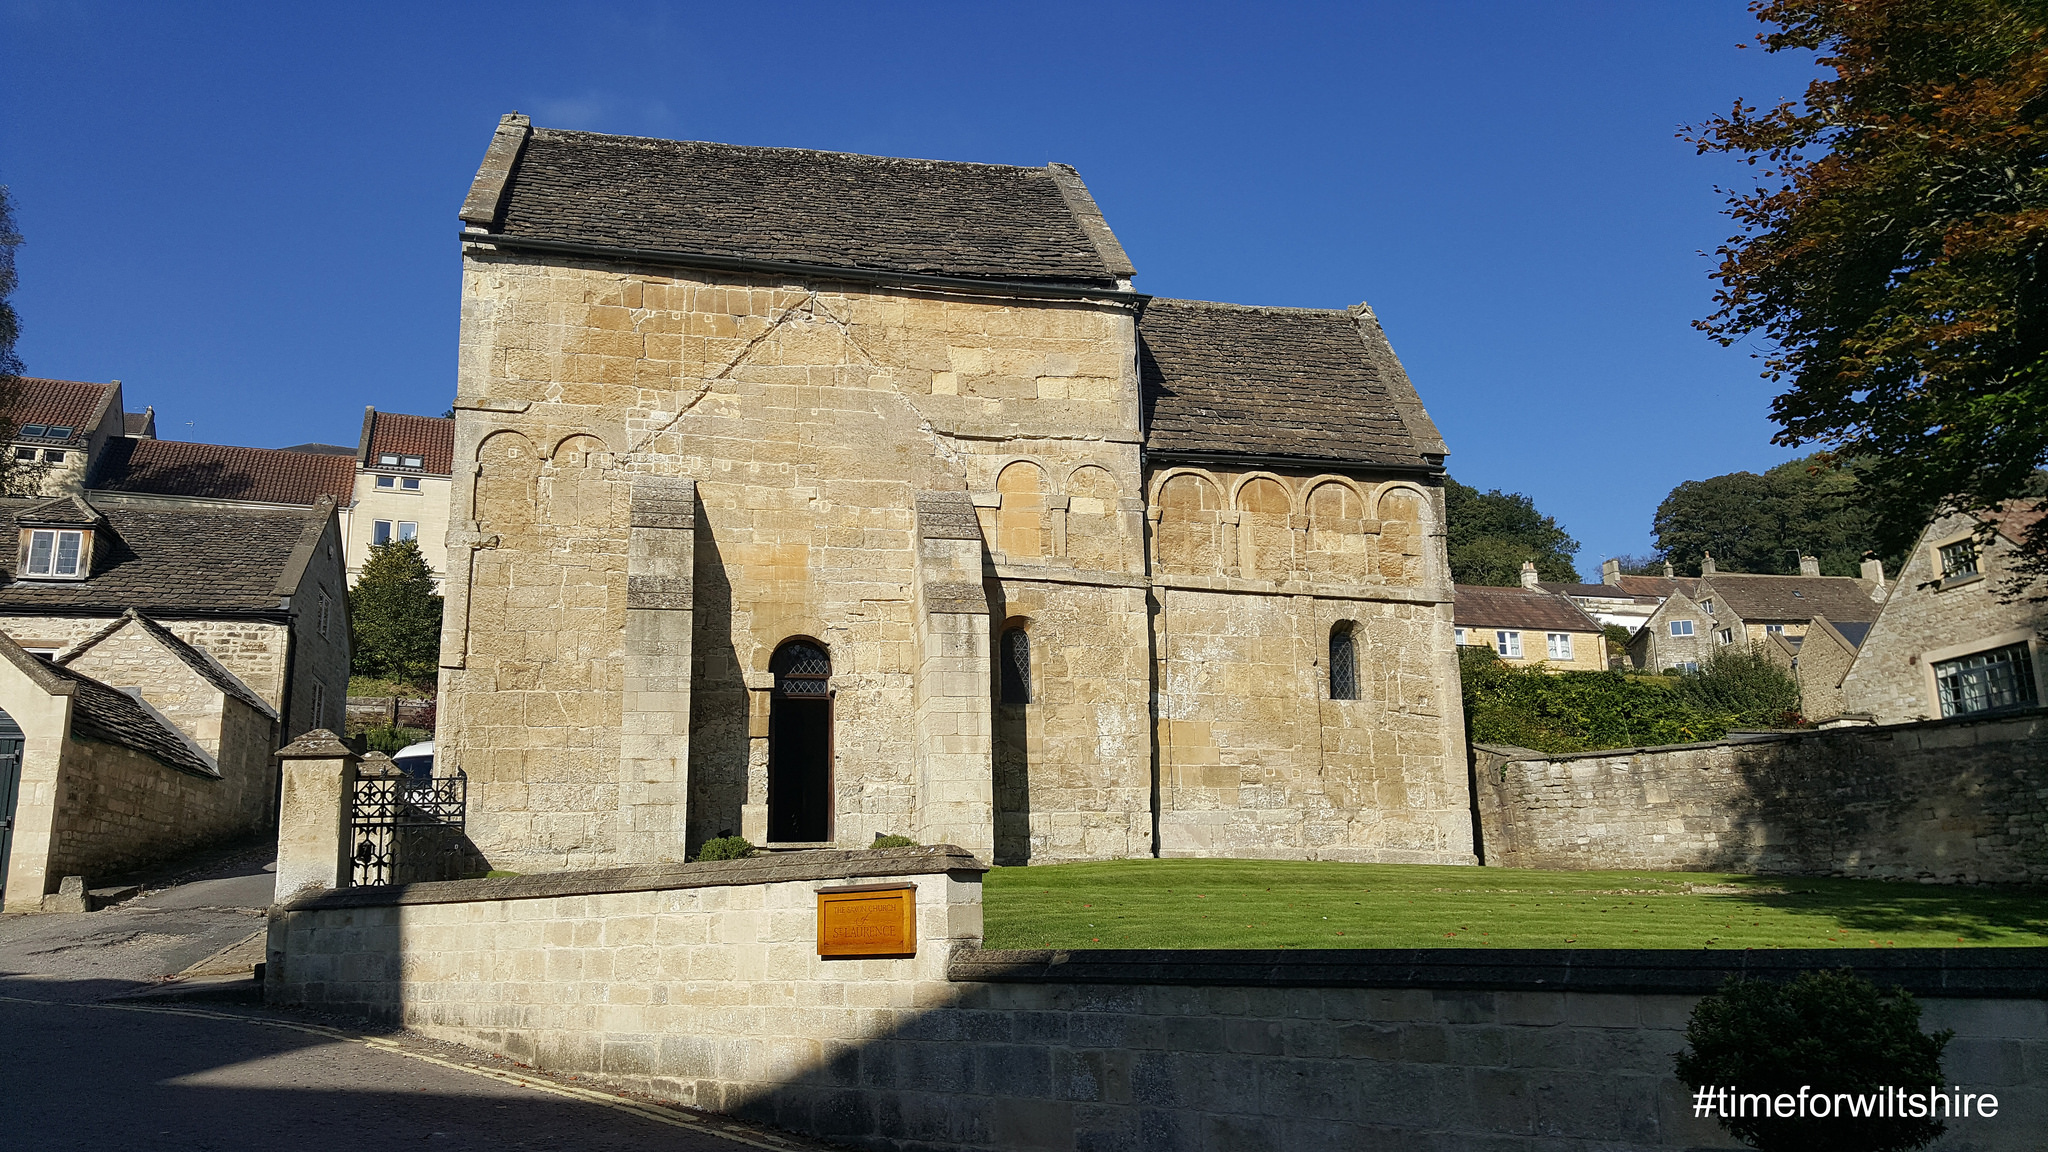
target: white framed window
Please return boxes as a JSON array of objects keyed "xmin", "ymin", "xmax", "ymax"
[
  {"xmin": 46, "ymin": 425, "xmax": 72, "ymax": 439},
  {"xmin": 1700, "ymin": 599, "xmax": 1714, "ymax": 614},
  {"xmin": 376, "ymin": 474, "xmax": 396, "ymax": 489},
  {"xmin": 1670, "ymin": 620, "xmax": 1695, "ymax": 637},
  {"xmin": 373, "ymin": 520, "xmax": 392, "ymax": 546},
  {"xmin": 402, "ymin": 455, "xmax": 423, "ymax": 468},
  {"xmin": 42, "ymin": 449, "xmax": 65, "ymax": 464},
  {"xmin": 23, "ymin": 529, "xmax": 86, "ymax": 578},
  {"xmin": 402, "ymin": 476, "xmax": 421, "ymax": 491},
  {"xmin": 397, "ymin": 522, "xmax": 418, "ymax": 542},
  {"xmin": 1680, "ymin": 661, "xmax": 1699, "ymax": 674},
  {"xmin": 1546, "ymin": 633, "xmax": 1574, "ymax": 660},
  {"xmin": 19, "ymin": 424, "xmax": 45, "ymax": 437},
  {"xmin": 1939, "ymin": 539, "xmax": 1979, "ymax": 580},
  {"xmin": 12, "ymin": 447, "xmax": 33, "ymax": 461},
  {"xmin": 1453, "ymin": 627, "xmax": 1467, "ymax": 645},
  {"xmin": 377, "ymin": 452, "xmax": 400, "ymax": 466},
  {"xmin": 1765, "ymin": 624, "xmax": 1784, "ymax": 635},
  {"xmin": 1935, "ymin": 643, "xmax": 2038, "ymax": 717},
  {"xmin": 1716, "ymin": 628, "xmax": 1734, "ymax": 645},
  {"xmin": 1495, "ymin": 630, "xmax": 1522, "ymax": 658}
]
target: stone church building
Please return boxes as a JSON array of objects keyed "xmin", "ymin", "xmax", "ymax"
[{"xmin": 438, "ymin": 114, "xmax": 1470, "ymax": 873}]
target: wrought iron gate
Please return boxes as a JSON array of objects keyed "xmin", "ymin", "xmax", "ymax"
[{"xmin": 349, "ymin": 769, "xmax": 467, "ymax": 886}]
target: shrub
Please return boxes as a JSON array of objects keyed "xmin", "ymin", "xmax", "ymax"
[
  {"xmin": 360, "ymin": 725, "xmax": 431, "ymax": 754},
  {"xmin": 1675, "ymin": 644, "xmax": 1805, "ymax": 729},
  {"xmin": 870, "ymin": 833, "xmax": 917, "ymax": 848},
  {"xmin": 1460, "ymin": 658, "xmax": 1727, "ymax": 754},
  {"xmin": 696, "ymin": 835, "xmax": 755, "ymax": 861},
  {"xmin": 1674, "ymin": 970, "xmax": 1951, "ymax": 1151}
]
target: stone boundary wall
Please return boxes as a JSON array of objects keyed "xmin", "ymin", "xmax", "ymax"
[
  {"xmin": 344, "ymin": 696, "xmax": 435, "ymax": 732},
  {"xmin": 268, "ymin": 848, "xmax": 2046, "ymax": 1151},
  {"xmin": 1473, "ymin": 708, "xmax": 2048, "ymax": 882}
]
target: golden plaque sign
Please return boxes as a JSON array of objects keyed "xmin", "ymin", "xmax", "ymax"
[{"xmin": 816, "ymin": 883, "xmax": 917, "ymax": 958}]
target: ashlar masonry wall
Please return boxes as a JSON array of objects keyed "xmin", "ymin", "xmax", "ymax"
[
  {"xmin": 267, "ymin": 846, "xmax": 2047, "ymax": 1152},
  {"xmin": 1473, "ymin": 708, "xmax": 2048, "ymax": 882}
]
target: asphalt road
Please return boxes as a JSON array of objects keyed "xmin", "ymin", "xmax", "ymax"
[{"xmin": 0, "ymin": 849, "xmax": 822, "ymax": 1152}]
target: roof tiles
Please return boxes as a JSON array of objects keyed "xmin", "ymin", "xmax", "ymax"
[
  {"xmin": 485, "ymin": 127, "xmax": 1125, "ymax": 285},
  {"xmin": 1454, "ymin": 585, "xmax": 1605, "ymax": 633},
  {"xmin": 5, "ymin": 378, "xmax": 118, "ymax": 446},
  {"xmin": 0, "ymin": 498, "xmax": 324, "ymax": 617},
  {"xmin": 1700, "ymin": 573, "xmax": 1884, "ymax": 625},
  {"xmin": 91, "ymin": 439, "xmax": 355, "ymax": 506},
  {"xmin": 365, "ymin": 411, "xmax": 454, "ymax": 476}
]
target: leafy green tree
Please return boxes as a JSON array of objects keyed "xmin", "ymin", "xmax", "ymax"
[
  {"xmin": 1444, "ymin": 477, "xmax": 1581, "ymax": 585},
  {"xmin": 1675, "ymin": 971, "xmax": 1951, "ymax": 1152},
  {"xmin": 1675, "ymin": 644, "xmax": 1805, "ymax": 728},
  {"xmin": 1652, "ymin": 453, "xmax": 1896, "ymax": 576},
  {"xmin": 0, "ymin": 184, "xmax": 46, "ymax": 498},
  {"xmin": 1610, "ymin": 553, "xmax": 1667, "ymax": 577},
  {"xmin": 348, "ymin": 539, "xmax": 443, "ymax": 688},
  {"xmin": 1690, "ymin": 1, "xmax": 2048, "ymax": 589}
]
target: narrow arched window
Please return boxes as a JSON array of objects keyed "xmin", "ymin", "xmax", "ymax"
[
  {"xmin": 1000, "ymin": 627, "xmax": 1031, "ymax": 705},
  {"xmin": 1329, "ymin": 624, "xmax": 1358, "ymax": 700}
]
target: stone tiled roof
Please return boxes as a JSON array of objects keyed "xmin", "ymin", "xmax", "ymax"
[
  {"xmin": 1138, "ymin": 299, "xmax": 1445, "ymax": 470},
  {"xmin": 1701, "ymin": 573, "xmax": 1884, "ymax": 625},
  {"xmin": 0, "ymin": 634, "xmax": 216, "ymax": 777},
  {"xmin": 474, "ymin": 122, "xmax": 1129, "ymax": 285},
  {"xmin": 364, "ymin": 411, "xmax": 454, "ymax": 476},
  {"xmin": 5, "ymin": 378, "xmax": 119, "ymax": 446},
  {"xmin": 0, "ymin": 498, "xmax": 325, "ymax": 618},
  {"xmin": 1613, "ymin": 574, "xmax": 1702, "ymax": 600},
  {"xmin": 57, "ymin": 609, "xmax": 277, "ymax": 720},
  {"xmin": 91, "ymin": 439, "xmax": 355, "ymax": 506},
  {"xmin": 1454, "ymin": 585, "xmax": 1604, "ymax": 633}
]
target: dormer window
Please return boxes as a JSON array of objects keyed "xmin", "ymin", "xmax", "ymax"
[
  {"xmin": 21, "ymin": 528, "xmax": 90, "ymax": 579},
  {"xmin": 1699, "ymin": 599, "xmax": 1713, "ymax": 614}
]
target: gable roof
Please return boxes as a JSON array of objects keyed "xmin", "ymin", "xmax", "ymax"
[
  {"xmin": 0, "ymin": 632, "xmax": 216, "ymax": 778},
  {"xmin": 57, "ymin": 609, "xmax": 278, "ymax": 720},
  {"xmin": 4, "ymin": 378, "xmax": 120, "ymax": 446},
  {"xmin": 1138, "ymin": 298, "xmax": 1445, "ymax": 470},
  {"xmin": 1454, "ymin": 585, "xmax": 1604, "ymax": 633},
  {"xmin": 467, "ymin": 118, "xmax": 1131, "ymax": 287},
  {"xmin": 90, "ymin": 439, "xmax": 355, "ymax": 506},
  {"xmin": 361, "ymin": 410, "xmax": 454, "ymax": 476},
  {"xmin": 0, "ymin": 497, "xmax": 330, "ymax": 618},
  {"xmin": 1612, "ymin": 573, "xmax": 1702, "ymax": 600},
  {"xmin": 1700, "ymin": 573, "xmax": 1884, "ymax": 625}
]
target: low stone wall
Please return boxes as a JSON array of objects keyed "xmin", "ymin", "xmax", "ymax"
[
  {"xmin": 344, "ymin": 696, "xmax": 435, "ymax": 733},
  {"xmin": 1474, "ymin": 707, "xmax": 2048, "ymax": 882},
  {"xmin": 268, "ymin": 847, "xmax": 2048, "ymax": 1150}
]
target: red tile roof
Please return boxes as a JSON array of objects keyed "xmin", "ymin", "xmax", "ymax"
[
  {"xmin": 91, "ymin": 439, "xmax": 355, "ymax": 506},
  {"xmin": 1976, "ymin": 500, "xmax": 2043, "ymax": 546},
  {"xmin": 5, "ymin": 378, "xmax": 119, "ymax": 445},
  {"xmin": 365, "ymin": 411, "xmax": 454, "ymax": 476}
]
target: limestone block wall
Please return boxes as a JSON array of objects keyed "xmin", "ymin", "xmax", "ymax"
[
  {"xmin": 267, "ymin": 851, "xmax": 2046, "ymax": 1151},
  {"xmin": 440, "ymin": 253, "xmax": 1147, "ymax": 871},
  {"xmin": 40, "ymin": 735, "xmax": 259, "ymax": 887},
  {"xmin": 0, "ymin": 615, "xmax": 291, "ymax": 712},
  {"xmin": 1843, "ymin": 511, "xmax": 2048, "ymax": 724},
  {"xmin": 0, "ymin": 666, "xmax": 82, "ymax": 910},
  {"xmin": 1473, "ymin": 708, "xmax": 2048, "ymax": 882}
]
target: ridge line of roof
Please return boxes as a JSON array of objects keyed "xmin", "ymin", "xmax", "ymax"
[
  {"xmin": 528, "ymin": 125, "xmax": 1061, "ymax": 174},
  {"xmin": 1144, "ymin": 297, "xmax": 1353, "ymax": 317}
]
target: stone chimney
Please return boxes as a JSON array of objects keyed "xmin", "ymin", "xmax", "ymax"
[
  {"xmin": 1799, "ymin": 554, "xmax": 1822, "ymax": 577},
  {"xmin": 1520, "ymin": 560, "xmax": 1540, "ymax": 589},
  {"xmin": 1662, "ymin": 560, "xmax": 1675, "ymax": 578},
  {"xmin": 1861, "ymin": 554, "xmax": 1886, "ymax": 591},
  {"xmin": 1701, "ymin": 552, "xmax": 1717, "ymax": 576},
  {"xmin": 1601, "ymin": 558, "xmax": 1621, "ymax": 586}
]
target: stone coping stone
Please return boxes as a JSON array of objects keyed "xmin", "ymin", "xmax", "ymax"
[
  {"xmin": 279, "ymin": 845, "xmax": 986, "ymax": 911},
  {"xmin": 950, "ymin": 946, "xmax": 2048, "ymax": 998},
  {"xmin": 1473, "ymin": 704, "xmax": 2047, "ymax": 766}
]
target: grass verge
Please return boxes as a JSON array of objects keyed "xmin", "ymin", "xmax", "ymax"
[{"xmin": 982, "ymin": 859, "xmax": 2048, "ymax": 950}]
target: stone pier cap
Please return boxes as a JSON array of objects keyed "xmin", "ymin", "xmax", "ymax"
[{"xmin": 275, "ymin": 844, "xmax": 987, "ymax": 912}]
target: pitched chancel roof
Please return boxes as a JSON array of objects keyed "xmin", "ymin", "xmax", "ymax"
[
  {"xmin": 0, "ymin": 498, "xmax": 327, "ymax": 618},
  {"xmin": 5, "ymin": 379, "xmax": 119, "ymax": 446},
  {"xmin": 1138, "ymin": 299, "xmax": 1446, "ymax": 470},
  {"xmin": 363, "ymin": 411, "xmax": 455, "ymax": 476},
  {"xmin": 1703, "ymin": 574, "xmax": 1884, "ymax": 625},
  {"xmin": 469, "ymin": 120, "xmax": 1132, "ymax": 286},
  {"xmin": 1453, "ymin": 585, "xmax": 1604, "ymax": 633},
  {"xmin": 91, "ymin": 439, "xmax": 355, "ymax": 506}
]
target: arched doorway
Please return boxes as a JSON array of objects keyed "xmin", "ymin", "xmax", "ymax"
[
  {"xmin": 768, "ymin": 639, "xmax": 832, "ymax": 843},
  {"xmin": 0, "ymin": 708, "xmax": 23, "ymax": 906}
]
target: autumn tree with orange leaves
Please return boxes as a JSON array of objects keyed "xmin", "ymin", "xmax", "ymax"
[{"xmin": 1691, "ymin": 0, "xmax": 2048, "ymax": 593}]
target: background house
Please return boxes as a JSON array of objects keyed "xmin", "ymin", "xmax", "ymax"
[
  {"xmin": 4, "ymin": 378, "xmax": 135, "ymax": 495},
  {"xmin": 1839, "ymin": 503, "xmax": 2044, "ymax": 723},
  {"xmin": 1453, "ymin": 584, "xmax": 1607, "ymax": 671},
  {"xmin": 345, "ymin": 408, "xmax": 453, "ymax": 586},
  {"xmin": 1630, "ymin": 554, "xmax": 1885, "ymax": 673},
  {"xmin": 1760, "ymin": 613, "xmax": 1868, "ymax": 721}
]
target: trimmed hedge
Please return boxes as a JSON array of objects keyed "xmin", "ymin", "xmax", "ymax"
[{"xmin": 1459, "ymin": 644, "xmax": 1803, "ymax": 755}]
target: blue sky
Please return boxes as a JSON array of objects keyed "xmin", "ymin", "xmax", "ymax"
[{"xmin": 0, "ymin": 2, "xmax": 1816, "ymax": 577}]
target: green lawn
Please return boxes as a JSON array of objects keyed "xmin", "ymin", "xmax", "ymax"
[{"xmin": 982, "ymin": 859, "xmax": 2048, "ymax": 950}]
